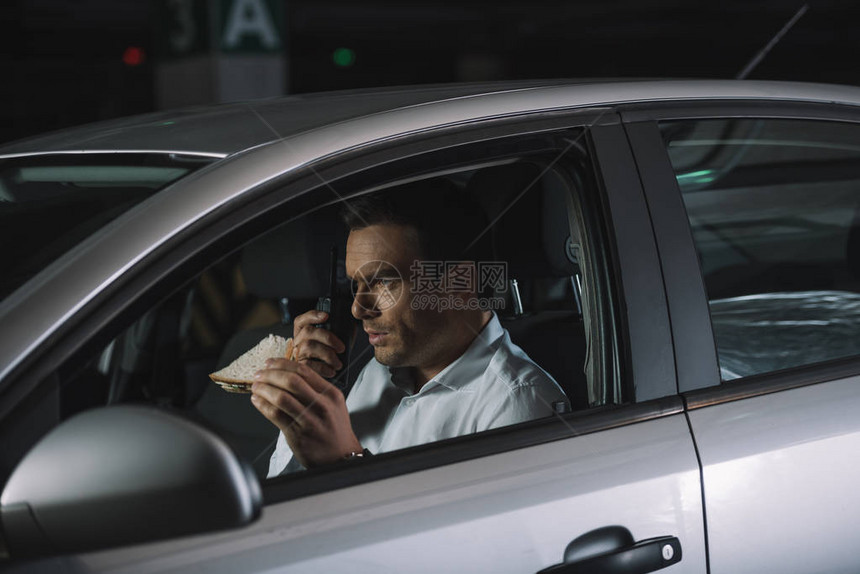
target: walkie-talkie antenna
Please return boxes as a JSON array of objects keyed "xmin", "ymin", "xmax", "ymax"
[
  {"xmin": 736, "ymin": 3, "xmax": 809, "ymax": 80},
  {"xmin": 328, "ymin": 246, "xmax": 338, "ymax": 298}
]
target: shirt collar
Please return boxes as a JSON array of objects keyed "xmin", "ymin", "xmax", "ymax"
[{"xmin": 389, "ymin": 313, "xmax": 504, "ymax": 394}]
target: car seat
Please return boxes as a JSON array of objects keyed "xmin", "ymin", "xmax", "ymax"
[{"xmin": 466, "ymin": 162, "xmax": 590, "ymax": 409}]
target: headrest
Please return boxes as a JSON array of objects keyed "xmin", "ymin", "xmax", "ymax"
[
  {"xmin": 467, "ymin": 163, "xmax": 578, "ymax": 278},
  {"xmin": 240, "ymin": 209, "xmax": 345, "ymax": 300}
]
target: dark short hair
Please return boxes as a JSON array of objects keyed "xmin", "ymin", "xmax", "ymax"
[{"xmin": 340, "ymin": 178, "xmax": 492, "ymax": 264}]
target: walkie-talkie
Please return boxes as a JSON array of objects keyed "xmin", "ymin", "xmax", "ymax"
[
  {"xmin": 314, "ymin": 246, "xmax": 339, "ymax": 332},
  {"xmin": 314, "ymin": 246, "xmax": 356, "ymax": 389}
]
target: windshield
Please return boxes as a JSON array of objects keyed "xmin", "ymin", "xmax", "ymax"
[{"xmin": 0, "ymin": 153, "xmax": 214, "ymax": 300}]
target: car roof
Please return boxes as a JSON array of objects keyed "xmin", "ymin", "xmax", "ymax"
[
  {"xmin": 5, "ymin": 79, "xmax": 860, "ymax": 157},
  {"xmin": 0, "ymin": 80, "xmax": 582, "ymax": 156}
]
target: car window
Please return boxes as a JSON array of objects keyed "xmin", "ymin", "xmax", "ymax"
[
  {"xmin": 660, "ymin": 118, "xmax": 860, "ymax": 380},
  {"xmin": 0, "ymin": 153, "xmax": 213, "ymax": 300},
  {"xmin": 43, "ymin": 145, "xmax": 620, "ymax": 485}
]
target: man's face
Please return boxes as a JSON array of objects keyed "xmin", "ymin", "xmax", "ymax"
[{"xmin": 346, "ymin": 224, "xmax": 451, "ymax": 369}]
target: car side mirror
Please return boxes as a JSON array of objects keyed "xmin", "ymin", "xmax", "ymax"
[{"xmin": 0, "ymin": 405, "xmax": 262, "ymax": 559}]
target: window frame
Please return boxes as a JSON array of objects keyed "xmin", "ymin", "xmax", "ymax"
[
  {"xmin": 0, "ymin": 108, "xmax": 677, "ymax": 501},
  {"xmin": 622, "ymin": 100, "xmax": 860, "ymax": 401}
]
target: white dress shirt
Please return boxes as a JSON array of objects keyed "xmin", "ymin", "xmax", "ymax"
[{"xmin": 268, "ymin": 314, "xmax": 567, "ymax": 477}]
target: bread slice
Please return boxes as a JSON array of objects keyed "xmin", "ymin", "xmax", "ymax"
[{"xmin": 209, "ymin": 334, "xmax": 294, "ymax": 393}]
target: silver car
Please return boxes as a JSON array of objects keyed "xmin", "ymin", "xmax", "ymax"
[{"xmin": 2, "ymin": 80, "xmax": 860, "ymax": 573}]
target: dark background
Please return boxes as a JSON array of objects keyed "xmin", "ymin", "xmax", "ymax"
[{"xmin": 2, "ymin": 0, "xmax": 858, "ymax": 145}]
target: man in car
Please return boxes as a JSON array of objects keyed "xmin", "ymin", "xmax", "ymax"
[{"xmin": 251, "ymin": 179, "xmax": 567, "ymax": 476}]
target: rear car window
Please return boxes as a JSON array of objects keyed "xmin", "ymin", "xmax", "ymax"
[
  {"xmin": 660, "ymin": 118, "xmax": 860, "ymax": 380},
  {"xmin": 0, "ymin": 153, "xmax": 213, "ymax": 300}
]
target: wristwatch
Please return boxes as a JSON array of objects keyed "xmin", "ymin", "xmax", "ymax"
[{"xmin": 343, "ymin": 448, "xmax": 372, "ymax": 461}]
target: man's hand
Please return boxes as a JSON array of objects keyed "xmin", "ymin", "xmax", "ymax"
[
  {"xmin": 291, "ymin": 310, "xmax": 347, "ymax": 378},
  {"xmin": 251, "ymin": 358, "xmax": 361, "ymax": 468}
]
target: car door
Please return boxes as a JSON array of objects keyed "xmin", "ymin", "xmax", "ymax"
[
  {"xmin": 1, "ymin": 110, "xmax": 706, "ymax": 573},
  {"xmin": 626, "ymin": 103, "xmax": 860, "ymax": 574}
]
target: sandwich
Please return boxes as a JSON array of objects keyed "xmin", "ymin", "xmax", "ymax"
[{"xmin": 209, "ymin": 334, "xmax": 294, "ymax": 393}]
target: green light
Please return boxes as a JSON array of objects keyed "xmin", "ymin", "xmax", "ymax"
[
  {"xmin": 676, "ymin": 169, "xmax": 716, "ymax": 187},
  {"xmin": 332, "ymin": 47, "xmax": 356, "ymax": 67}
]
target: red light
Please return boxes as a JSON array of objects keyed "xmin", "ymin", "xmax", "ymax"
[{"xmin": 123, "ymin": 46, "xmax": 145, "ymax": 67}]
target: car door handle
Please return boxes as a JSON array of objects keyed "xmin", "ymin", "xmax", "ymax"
[{"xmin": 537, "ymin": 526, "xmax": 682, "ymax": 574}]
